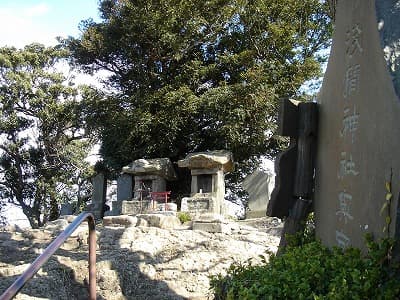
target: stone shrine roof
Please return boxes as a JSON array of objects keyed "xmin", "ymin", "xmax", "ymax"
[
  {"xmin": 122, "ymin": 158, "xmax": 177, "ymax": 180},
  {"xmin": 177, "ymin": 150, "xmax": 234, "ymax": 172}
]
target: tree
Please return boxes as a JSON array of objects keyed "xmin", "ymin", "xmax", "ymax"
[
  {"xmin": 66, "ymin": 0, "xmax": 332, "ymax": 194},
  {"xmin": 0, "ymin": 44, "xmax": 94, "ymax": 228}
]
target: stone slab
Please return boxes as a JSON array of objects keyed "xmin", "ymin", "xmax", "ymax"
[
  {"xmin": 117, "ymin": 173, "xmax": 133, "ymax": 201},
  {"xmin": 193, "ymin": 213, "xmax": 228, "ymax": 224},
  {"xmin": 136, "ymin": 214, "xmax": 181, "ymax": 229},
  {"xmin": 122, "ymin": 200, "xmax": 152, "ymax": 215},
  {"xmin": 177, "ymin": 150, "xmax": 234, "ymax": 172},
  {"xmin": 156, "ymin": 203, "xmax": 178, "ymax": 212},
  {"xmin": 122, "ymin": 158, "xmax": 177, "ymax": 180},
  {"xmin": 44, "ymin": 219, "xmax": 69, "ymax": 231},
  {"xmin": 103, "ymin": 215, "xmax": 147, "ymax": 227},
  {"xmin": 104, "ymin": 200, "xmax": 123, "ymax": 217},
  {"xmin": 60, "ymin": 203, "xmax": 73, "ymax": 216},
  {"xmin": 58, "ymin": 215, "xmax": 76, "ymax": 223},
  {"xmin": 181, "ymin": 197, "xmax": 214, "ymax": 214},
  {"xmin": 243, "ymin": 170, "xmax": 274, "ymax": 218}
]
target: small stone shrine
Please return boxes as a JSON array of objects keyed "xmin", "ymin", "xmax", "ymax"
[
  {"xmin": 178, "ymin": 150, "xmax": 234, "ymax": 215},
  {"xmin": 110, "ymin": 158, "xmax": 177, "ymax": 215},
  {"xmin": 314, "ymin": 0, "xmax": 400, "ymax": 250}
]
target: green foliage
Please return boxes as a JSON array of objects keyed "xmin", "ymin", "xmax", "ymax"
[
  {"xmin": 285, "ymin": 212, "xmax": 316, "ymax": 248},
  {"xmin": 0, "ymin": 44, "xmax": 94, "ymax": 228},
  {"xmin": 177, "ymin": 212, "xmax": 192, "ymax": 224},
  {"xmin": 210, "ymin": 237, "xmax": 400, "ymax": 299},
  {"xmin": 381, "ymin": 179, "xmax": 393, "ymax": 236},
  {"xmin": 65, "ymin": 0, "xmax": 332, "ymax": 194}
]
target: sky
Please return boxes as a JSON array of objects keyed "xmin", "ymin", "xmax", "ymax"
[
  {"xmin": 0, "ymin": 0, "xmax": 101, "ymax": 48},
  {"xmin": 0, "ymin": 0, "xmax": 102, "ymax": 226},
  {"xmin": 0, "ymin": 0, "xmax": 105, "ymax": 156}
]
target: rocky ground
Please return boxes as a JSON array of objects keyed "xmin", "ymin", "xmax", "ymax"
[{"xmin": 0, "ymin": 215, "xmax": 282, "ymax": 300}]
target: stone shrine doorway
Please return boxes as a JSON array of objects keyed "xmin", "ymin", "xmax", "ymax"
[{"xmin": 197, "ymin": 174, "xmax": 212, "ymax": 193}]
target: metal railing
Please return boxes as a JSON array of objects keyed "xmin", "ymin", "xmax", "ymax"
[{"xmin": 0, "ymin": 212, "xmax": 96, "ymax": 300}]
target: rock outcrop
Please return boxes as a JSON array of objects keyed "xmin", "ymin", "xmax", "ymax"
[{"xmin": 0, "ymin": 217, "xmax": 281, "ymax": 299}]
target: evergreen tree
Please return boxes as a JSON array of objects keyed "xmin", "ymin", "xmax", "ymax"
[
  {"xmin": 66, "ymin": 0, "xmax": 332, "ymax": 195},
  {"xmin": 0, "ymin": 44, "xmax": 94, "ymax": 228}
]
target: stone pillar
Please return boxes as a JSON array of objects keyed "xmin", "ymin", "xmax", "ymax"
[
  {"xmin": 213, "ymin": 170, "xmax": 225, "ymax": 214},
  {"xmin": 314, "ymin": 0, "xmax": 400, "ymax": 250},
  {"xmin": 191, "ymin": 175, "xmax": 198, "ymax": 195}
]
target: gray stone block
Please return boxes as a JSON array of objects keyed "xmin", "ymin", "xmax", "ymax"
[
  {"xmin": 192, "ymin": 222, "xmax": 231, "ymax": 233},
  {"xmin": 103, "ymin": 215, "xmax": 141, "ymax": 227},
  {"xmin": 136, "ymin": 214, "xmax": 181, "ymax": 229},
  {"xmin": 122, "ymin": 200, "xmax": 152, "ymax": 215}
]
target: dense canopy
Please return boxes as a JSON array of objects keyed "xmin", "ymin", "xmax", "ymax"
[{"xmin": 67, "ymin": 0, "xmax": 332, "ymax": 195}]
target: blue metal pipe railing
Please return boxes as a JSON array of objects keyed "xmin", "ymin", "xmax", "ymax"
[{"xmin": 0, "ymin": 212, "xmax": 96, "ymax": 300}]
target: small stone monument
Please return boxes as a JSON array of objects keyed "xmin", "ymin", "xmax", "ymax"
[
  {"xmin": 314, "ymin": 0, "xmax": 400, "ymax": 250},
  {"xmin": 178, "ymin": 150, "xmax": 234, "ymax": 215},
  {"xmin": 60, "ymin": 202, "xmax": 74, "ymax": 216},
  {"xmin": 243, "ymin": 170, "xmax": 274, "ymax": 219},
  {"xmin": 87, "ymin": 172, "xmax": 107, "ymax": 219},
  {"xmin": 112, "ymin": 158, "xmax": 177, "ymax": 215}
]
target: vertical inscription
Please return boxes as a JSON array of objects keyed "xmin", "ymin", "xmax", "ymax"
[{"xmin": 335, "ymin": 22, "xmax": 363, "ymax": 248}]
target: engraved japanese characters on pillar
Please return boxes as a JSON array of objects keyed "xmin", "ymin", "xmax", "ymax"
[
  {"xmin": 338, "ymin": 152, "xmax": 359, "ymax": 179},
  {"xmin": 334, "ymin": 20, "xmax": 363, "ymax": 248},
  {"xmin": 343, "ymin": 64, "xmax": 361, "ymax": 98}
]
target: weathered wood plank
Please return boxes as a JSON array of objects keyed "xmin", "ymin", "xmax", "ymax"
[{"xmin": 293, "ymin": 103, "xmax": 318, "ymax": 198}]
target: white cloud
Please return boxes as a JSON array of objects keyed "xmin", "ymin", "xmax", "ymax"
[
  {"xmin": 0, "ymin": 1, "xmax": 100, "ymax": 49},
  {"xmin": 23, "ymin": 3, "xmax": 50, "ymax": 17},
  {"xmin": 0, "ymin": 3, "xmax": 56, "ymax": 48}
]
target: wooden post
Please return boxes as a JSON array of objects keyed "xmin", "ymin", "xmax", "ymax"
[
  {"xmin": 277, "ymin": 102, "xmax": 318, "ymax": 253},
  {"xmin": 267, "ymin": 99, "xmax": 318, "ymax": 253},
  {"xmin": 294, "ymin": 102, "xmax": 318, "ymax": 198},
  {"xmin": 267, "ymin": 98, "xmax": 299, "ymax": 218}
]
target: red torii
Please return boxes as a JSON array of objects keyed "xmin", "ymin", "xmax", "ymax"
[{"xmin": 150, "ymin": 191, "xmax": 171, "ymax": 210}]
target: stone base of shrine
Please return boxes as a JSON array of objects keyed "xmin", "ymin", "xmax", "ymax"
[
  {"xmin": 181, "ymin": 195, "xmax": 219, "ymax": 215},
  {"xmin": 119, "ymin": 200, "xmax": 178, "ymax": 215}
]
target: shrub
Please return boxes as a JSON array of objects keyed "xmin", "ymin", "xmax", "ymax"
[
  {"xmin": 177, "ymin": 212, "xmax": 192, "ymax": 224},
  {"xmin": 210, "ymin": 235, "xmax": 400, "ymax": 299}
]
